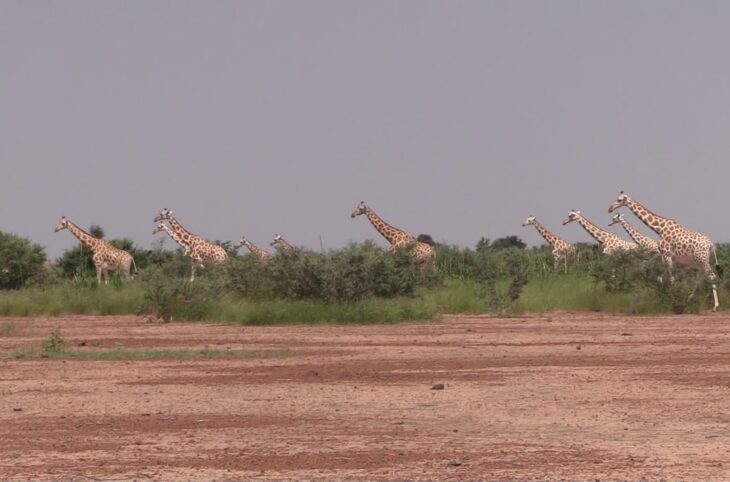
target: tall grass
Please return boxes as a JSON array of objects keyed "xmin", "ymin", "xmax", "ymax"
[{"xmin": 0, "ymin": 283, "xmax": 146, "ymax": 316}]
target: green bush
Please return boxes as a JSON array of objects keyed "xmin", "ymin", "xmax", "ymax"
[{"xmin": 0, "ymin": 231, "xmax": 47, "ymax": 289}]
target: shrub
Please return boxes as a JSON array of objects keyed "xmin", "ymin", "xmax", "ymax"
[
  {"xmin": 140, "ymin": 263, "xmax": 223, "ymax": 322},
  {"xmin": 42, "ymin": 327, "xmax": 64, "ymax": 353},
  {"xmin": 0, "ymin": 231, "xmax": 47, "ymax": 289}
]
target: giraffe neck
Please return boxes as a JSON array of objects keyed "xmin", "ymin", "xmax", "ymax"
[
  {"xmin": 575, "ymin": 215, "xmax": 611, "ymax": 244},
  {"xmin": 624, "ymin": 198, "xmax": 675, "ymax": 237},
  {"xmin": 365, "ymin": 208, "xmax": 413, "ymax": 246},
  {"xmin": 620, "ymin": 219, "xmax": 655, "ymax": 247},
  {"xmin": 166, "ymin": 215, "xmax": 197, "ymax": 247},
  {"xmin": 531, "ymin": 220, "xmax": 560, "ymax": 248},
  {"xmin": 65, "ymin": 221, "xmax": 105, "ymax": 252},
  {"xmin": 161, "ymin": 225, "xmax": 187, "ymax": 247},
  {"xmin": 277, "ymin": 238, "xmax": 294, "ymax": 250},
  {"xmin": 244, "ymin": 240, "xmax": 270, "ymax": 258}
]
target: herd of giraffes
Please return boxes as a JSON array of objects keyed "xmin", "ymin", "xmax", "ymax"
[
  {"xmin": 522, "ymin": 191, "xmax": 720, "ymax": 311},
  {"xmin": 53, "ymin": 192, "xmax": 721, "ymax": 311},
  {"xmin": 52, "ymin": 202, "xmax": 435, "ymax": 284}
]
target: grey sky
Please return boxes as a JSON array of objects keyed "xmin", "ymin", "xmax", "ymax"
[{"xmin": 2, "ymin": 1, "xmax": 729, "ymax": 259}]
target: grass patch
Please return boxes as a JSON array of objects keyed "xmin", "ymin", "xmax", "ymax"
[
  {"xmin": 0, "ymin": 283, "xmax": 145, "ymax": 317},
  {"xmin": 422, "ymin": 279, "xmax": 486, "ymax": 313},
  {"xmin": 514, "ymin": 274, "xmax": 671, "ymax": 314},
  {"xmin": 3, "ymin": 346, "xmax": 292, "ymax": 360},
  {"xmin": 0, "ymin": 321, "xmax": 17, "ymax": 336}
]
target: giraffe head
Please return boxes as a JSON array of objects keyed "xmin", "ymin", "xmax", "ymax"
[
  {"xmin": 270, "ymin": 234, "xmax": 283, "ymax": 247},
  {"xmin": 608, "ymin": 191, "xmax": 630, "ymax": 213},
  {"xmin": 54, "ymin": 216, "xmax": 69, "ymax": 232},
  {"xmin": 522, "ymin": 216, "xmax": 536, "ymax": 227},
  {"xmin": 562, "ymin": 210, "xmax": 582, "ymax": 226},
  {"xmin": 608, "ymin": 213, "xmax": 624, "ymax": 227},
  {"xmin": 234, "ymin": 236, "xmax": 248, "ymax": 249},
  {"xmin": 152, "ymin": 223, "xmax": 167, "ymax": 235},
  {"xmin": 351, "ymin": 201, "xmax": 368, "ymax": 218},
  {"xmin": 153, "ymin": 208, "xmax": 173, "ymax": 223}
]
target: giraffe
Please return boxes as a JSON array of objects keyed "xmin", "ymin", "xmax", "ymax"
[
  {"xmin": 350, "ymin": 201, "xmax": 436, "ymax": 264},
  {"xmin": 153, "ymin": 223, "xmax": 192, "ymax": 256},
  {"xmin": 608, "ymin": 191, "xmax": 720, "ymax": 311},
  {"xmin": 270, "ymin": 234, "xmax": 294, "ymax": 252},
  {"xmin": 235, "ymin": 236, "xmax": 272, "ymax": 259},
  {"xmin": 562, "ymin": 210, "xmax": 638, "ymax": 254},
  {"xmin": 522, "ymin": 216, "xmax": 576, "ymax": 269},
  {"xmin": 608, "ymin": 213, "xmax": 660, "ymax": 253},
  {"xmin": 153, "ymin": 209, "xmax": 228, "ymax": 281},
  {"xmin": 54, "ymin": 216, "xmax": 136, "ymax": 284},
  {"xmin": 152, "ymin": 222, "xmax": 206, "ymax": 281}
]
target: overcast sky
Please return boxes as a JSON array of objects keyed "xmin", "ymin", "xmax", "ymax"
[{"xmin": 2, "ymin": 1, "xmax": 729, "ymax": 259}]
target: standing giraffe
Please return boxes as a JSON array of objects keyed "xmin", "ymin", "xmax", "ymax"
[
  {"xmin": 562, "ymin": 210, "xmax": 637, "ymax": 254},
  {"xmin": 608, "ymin": 213, "xmax": 659, "ymax": 253},
  {"xmin": 54, "ymin": 216, "xmax": 136, "ymax": 284},
  {"xmin": 153, "ymin": 222, "xmax": 206, "ymax": 281},
  {"xmin": 235, "ymin": 236, "xmax": 272, "ymax": 259},
  {"xmin": 350, "ymin": 201, "xmax": 435, "ymax": 264},
  {"xmin": 153, "ymin": 223, "xmax": 193, "ymax": 257},
  {"xmin": 270, "ymin": 234, "xmax": 294, "ymax": 252},
  {"xmin": 522, "ymin": 216, "xmax": 576, "ymax": 269},
  {"xmin": 153, "ymin": 209, "xmax": 228, "ymax": 281},
  {"xmin": 608, "ymin": 191, "xmax": 720, "ymax": 311}
]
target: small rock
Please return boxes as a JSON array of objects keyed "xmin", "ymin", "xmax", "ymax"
[
  {"xmin": 13, "ymin": 408, "xmax": 22, "ymax": 412},
  {"xmin": 576, "ymin": 345, "xmax": 581, "ymax": 350},
  {"xmin": 307, "ymin": 370, "xmax": 319, "ymax": 377},
  {"xmin": 448, "ymin": 458, "xmax": 462, "ymax": 466},
  {"xmin": 431, "ymin": 383, "xmax": 445, "ymax": 390}
]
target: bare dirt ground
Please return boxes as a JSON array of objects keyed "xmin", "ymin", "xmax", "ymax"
[{"xmin": 1, "ymin": 312, "xmax": 729, "ymax": 481}]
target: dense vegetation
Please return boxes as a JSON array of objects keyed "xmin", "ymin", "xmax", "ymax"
[{"xmin": 0, "ymin": 227, "xmax": 728, "ymax": 323}]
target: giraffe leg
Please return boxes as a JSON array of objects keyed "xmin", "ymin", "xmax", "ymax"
[{"xmin": 706, "ymin": 267, "xmax": 720, "ymax": 312}]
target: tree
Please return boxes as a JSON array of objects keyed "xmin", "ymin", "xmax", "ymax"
[
  {"xmin": 0, "ymin": 231, "xmax": 47, "ymax": 289},
  {"xmin": 490, "ymin": 236, "xmax": 527, "ymax": 250}
]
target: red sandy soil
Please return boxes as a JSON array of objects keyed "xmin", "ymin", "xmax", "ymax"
[{"xmin": 1, "ymin": 312, "xmax": 729, "ymax": 481}]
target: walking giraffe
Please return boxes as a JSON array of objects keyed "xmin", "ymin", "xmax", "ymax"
[
  {"xmin": 608, "ymin": 191, "xmax": 720, "ymax": 311},
  {"xmin": 270, "ymin": 234, "xmax": 294, "ymax": 252},
  {"xmin": 152, "ymin": 223, "xmax": 192, "ymax": 257},
  {"xmin": 562, "ymin": 210, "xmax": 637, "ymax": 254},
  {"xmin": 235, "ymin": 236, "xmax": 272, "ymax": 259},
  {"xmin": 350, "ymin": 201, "xmax": 435, "ymax": 264},
  {"xmin": 153, "ymin": 209, "xmax": 228, "ymax": 281},
  {"xmin": 522, "ymin": 216, "xmax": 576, "ymax": 270},
  {"xmin": 54, "ymin": 216, "xmax": 136, "ymax": 284},
  {"xmin": 608, "ymin": 213, "xmax": 659, "ymax": 253}
]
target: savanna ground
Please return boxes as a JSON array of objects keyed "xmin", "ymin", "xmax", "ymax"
[{"xmin": 1, "ymin": 312, "xmax": 729, "ymax": 481}]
